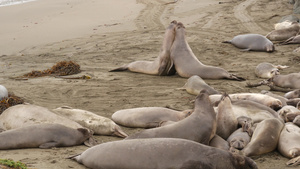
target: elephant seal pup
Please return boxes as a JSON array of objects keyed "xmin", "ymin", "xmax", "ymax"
[
  {"xmin": 278, "ymin": 122, "xmax": 300, "ymax": 159},
  {"xmin": 209, "ymin": 93, "xmax": 283, "ymax": 110},
  {"xmin": 0, "ymin": 85, "xmax": 8, "ymax": 100},
  {"xmin": 112, "ymin": 107, "xmax": 192, "ymax": 128},
  {"xmin": 270, "ymin": 73, "xmax": 300, "ymax": 89},
  {"xmin": 53, "ymin": 106, "xmax": 128, "ymax": 137},
  {"xmin": 223, "ymin": 34, "xmax": 274, "ymax": 52},
  {"xmin": 0, "ymin": 104, "xmax": 84, "ymax": 130},
  {"xmin": 216, "ymin": 93, "xmax": 238, "ymax": 140},
  {"xmin": 170, "ymin": 22, "xmax": 244, "ymax": 80},
  {"xmin": 227, "ymin": 128, "xmax": 251, "ymax": 150},
  {"xmin": 285, "ymin": 89, "xmax": 300, "ymax": 99},
  {"xmin": 109, "ymin": 21, "xmax": 177, "ymax": 76},
  {"xmin": 255, "ymin": 62, "xmax": 288, "ymax": 79},
  {"xmin": 280, "ymin": 35, "xmax": 300, "ymax": 45},
  {"xmin": 70, "ymin": 138, "xmax": 258, "ymax": 169},
  {"xmin": 266, "ymin": 22, "xmax": 300, "ymax": 41},
  {"xmin": 0, "ymin": 124, "xmax": 91, "ymax": 149},
  {"xmin": 278, "ymin": 105, "xmax": 300, "ymax": 122},
  {"xmin": 242, "ymin": 118, "xmax": 284, "ymax": 157},
  {"xmin": 126, "ymin": 90, "xmax": 217, "ymax": 145},
  {"xmin": 178, "ymin": 75, "xmax": 219, "ymax": 95},
  {"xmin": 209, "ymin": 135, "xmax": 230, "ymax": 151}
]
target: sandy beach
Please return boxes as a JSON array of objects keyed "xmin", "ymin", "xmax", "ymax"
[{"xmin": 0, "ymin": 0, "xmax": 300, "ymax": 168}]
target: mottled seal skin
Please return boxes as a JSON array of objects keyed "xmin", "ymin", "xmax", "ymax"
[
  {"xmin": 109, "ymin": 21, "xmax": 177, "ymax": 76},
  {"xmin": 278, "ymin": 123, "xmax": 300, "ymax": 160},
  {"xmin": 261, "ymin": 90, "xmax": 288, "ymax": 106},
  {"xmin": 125, "ymin": 90, "xmax": 217, "ymax": 145},
  {"xmin": 71, "ymin": 138, "xmax": 258, "ymax": 169},
  {"xmin": 0, "ymin": 104, "xmax": 84, "ymax": 130},
  {"xmin": 210, "ymin": 93, "xmax": 283, "ymax": 110},
  {"xmin": 242, "ymin": 118, "xmax": 284, "ymax": 157},
  {"xmin": 285, "ymin": 89, "xmax": 300, "ymax": 99},
  {"xmin": 0, "ymin": 124, "xmax": 91, "ymax": 149},
  {"xmin": 255, "ymin": 62, "xmax": 288, "ymax": 79},
  {"xmin": 178, "ymin": 75, "xmax": 219, "ymax": 95},
  {"xmin": 170, "ymin": 22, "xmax": 244, "ymax": 81},
  {"xmin": 209, "ymin": 134, "xmax": 230, "ymax": 151},
  {"xmin": 216, "ymin": 94, "xmax": 238, "ymax": 140},
  {"xmin": 266, "ymin": 22, "xmax": 300, "ymax": 41},
  {"xmin": 0, "ymin": 85, "xmax": 8, "ymax": 100},
  {"xmin": 227, "ymin": 128, "xmax": 251, "ymax": 150},
  {"xmin": 223, "ymin": 34, "xmax": 275, "ymax": 52},
  {"xmin": 112, "ymin": 107, "xmax": 192, "ymax": 128},
  {"xmin": 271, "ymin": 73, "xmax": 300, "ymax": 89},
  {"xmin": 53, "ymin": 106, "xmax": 128, "ymax": 137}
]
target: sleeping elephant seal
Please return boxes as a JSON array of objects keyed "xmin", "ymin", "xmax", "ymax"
[
  {"xmin": 261, "ymin": 90, "xmax": 288, "ymax": 107},
  {"xmin": 223, "ymin": 34, "xmax": 274, "ymax": 52},
  {"xmin": 285, "ymin": 89, "xmax": 300, "ymax": 99},
  {"xmin": 242, "ymin": 118, "xmax": 284, "ymax": 156},
  {"xmin": 170, "ymin": 22, "xmax": 244, "ymax": 80},
  {"xmin": 0, "ymin": 85, "xmax": 8, "ymax": 100},
  {"xmin": 255, "ymin": 62, "xmax": 288, "ymax": 79},
  {"xmin": 70, "ymin": 138, "xmax": 258, "ymax": 169},
  {"xmin": 111, "ymin": 107, "xmax": 192, "ymax": 128},
  {"xmin": 126, "ymin": 90, "xmax": 217, "ymax": 145},
  {"xmin": 278, "ymin": 122, "xmax": 300, "ymax": 159},
  {"xmin": 178, "ymin": 75, "xmax": 219, "ymax": 95},
  {"xmin": 52, "ymin": 106, "xmax": 128, "ymax": 137},
  {"xmin": 109, "ymin": 21, "xmax": 177, "ymax": 76},
  {"xmin": 266, "ymin": 22, "xmax": 300, "ymax": 41},
  {"xmin": 227, "ymin": 128, "xmax": 251, "ymax": 150},
  {"xmin": 0, "ymin": 124, "xmax": 91, "ymax": 149},
  {"xmin": 270, "ymin": 73, "xmax": 300, "ymax": 89}
]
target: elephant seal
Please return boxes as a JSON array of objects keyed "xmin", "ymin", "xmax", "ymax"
[
  {"xmin": 209, "ymin": 134, "xmax": 230, "ymax": 151},
  {"xmin": 274, "ymin": 20, "xmax": 293, "ymax": 30},
  {"xmin": 52, "ymin": 106, "xmax": 128, "ymax": 137},
  {"xmin": 237, "ymin": 116, "xmax": 254, "ymax": 136},
  {"xmin": 227, "ymin": 128, "xmax": 251, "ymax": 150},
  {"xmin": 254, "ymin": 62, "xmax": 288, "ymax": 79},
  {"xmin": 279, "ymin": 15, "xmax": 299, "ymax": 23},
  {"xmin": 261, "ymin": 90, "xmax": 288, "ymax": 106},
  {"xmin": 210, "ymin": 93, "xmax": 283, "ymax": 110},
  {"xmin": 0, "ymin": 123, "xmax": 91, "ymax": 149},
  {"xmin": 242, "ymin": 118, "xmax": 284, "ymax": 156},
  {"xmin": 280, "ymin": 35, "xmax": 300, "ymax": 45},
  {"xmin": 0, "ymin": 85, "xmax": 8, "ymax": 100},
  {"xmin": 223, "ymin": 34, "xmax": 274, "ymax": 52},
  {"xmin": 278, "ymin": 122, "xmax": 300, "ymax": 159},
  {"xmin": 170, "ymin": 22, "xmax": 244, "ymax": 80},
  {"xmin": 266, "ymin": 22, "xmax": 300, "ymax": 41},
  {"xmin": 278, "ymin": 105, "xmax": 300, "ymax": 122},
  {"xmin": 287, "ymin": 98, "xmax": 300, "ymax": 107},
  {"xmin": 126, "ymin": 90, "xmax": 217, "ymax": 145},
  {"xmin": 293, "ymin": 115, "xmax": 300, "ymax": 126},
  {"xmin": 70, "ymin": 138, "xmax": 258, "ymax": 169},
  {"xmin": 270, "ymin": 73, "xmax": 300, "ymax": 89},
  {"xmin": 285, "ymin": 89, "xmax": 300, "ymax": 99},
  {"xmin": 178, "ymin": 75, "xmax": 219, "ymax": 95},
  {"xmin": 109, "ymin": 21, "xmax": 177, "ymax": 76},
  {"xmin": 112, "ymin": 107, "xmax": 192, "ymax": 128},
  {"xmin": 216, "ymin": 93, "xmax": 238, "ymax": 140}
]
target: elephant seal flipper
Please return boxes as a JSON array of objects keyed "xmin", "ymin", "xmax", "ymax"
[{"xmin": 286, "ymin": 156, "xmax": 300, "ymax": 166}]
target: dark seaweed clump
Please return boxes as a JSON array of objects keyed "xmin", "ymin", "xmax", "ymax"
[{"xmin": 0, "ymin": 93, "xmax": 24, "ymax": 114}]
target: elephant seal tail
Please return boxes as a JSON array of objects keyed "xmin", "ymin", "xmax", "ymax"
[
  {"xmin": 222, "ymin": 40, "xmax": 232, "ymax": 44},
  {"xmin": 109, "ymin": 65, "xmax": 128, "ymax": 72}
]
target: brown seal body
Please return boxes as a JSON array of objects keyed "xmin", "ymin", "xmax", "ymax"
[
  {"xmin": 125, "ymin": 90, "xmax": 216, "ymax": 145},
  {"xmin": 266, "ymin": 22, "xmax": 300, "ymax": 41},
  {"xmin": 242, "ymin": 118, "xmax": 284, "ymax": 156},
  {"xmin": 71, "ymin": 138, "xmax": 258, "ymax": 169},
  {"xmin": 111, "ymin": 107, "xmax": 191, "ymax": 128},
  {"xmin": 223, "ymin": 34, "xmax": 275, "ymax": 52},
  {"xmin": 178, "ymin": 75, "xmax": 219, "ymax": 95},
  {"xmin": 227, "ymin": 128, "xmax": 251, "ymax": 150},
  {"xmin": 278, "ymin": 122, "xmax": 300, "ymax": 159},
  {"xmin": 271, "ymin": 73, "xmax": 300, "ymax": 89},
  {"xmin": 0, "ymin": 124, "xmax": 91, "ymax": 149},
  {"xmin": 170, "ymin": 22, "xmax": 244, "ymax": 80},
  {"xmin": 280, "ymin": 35, "xmax": 300, "ymax": 45},
  {"xmin": 209, "ymin": 134, "xmax": 230, "ymax": 151},
  {"xmin": 109, "ymin": 21, "xmax": 176, "ymax": 76},
  {"xmin": 255, "ymin": 62, "xmax": 288, "ymax": 79},
  {"xmin": 285, "ymin": 89, "xmax": 300, "ymax": 99}
]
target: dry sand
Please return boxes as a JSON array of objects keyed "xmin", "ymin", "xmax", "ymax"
[{"xmin": 0, "ymin": 0, "xmax": 300, "ymax": 168}]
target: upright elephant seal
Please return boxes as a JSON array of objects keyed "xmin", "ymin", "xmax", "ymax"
[
  {"xmin": 285, "ymin": 89, "xmax": 300, "ymax": 99},
  {"xmin": 109, "ymin": 21, "xmax": 177, "ymax": 76},
  {"xmin": 178, "ymin": 75, "xmax": 219, "ymax": 95},
  {"xmin": 0, "ymin": 123, "xmax": 91, "ymax": 149},
  {"xmin": 255, "ymin": 62, "xmax": 288, "ymax": 79},
  {"xmin": 223, "ymin": 34, "xmax": 275, "ymax": 52},
  {"xmin": 0, "ymin": 85, "xmax": 8, "ymax": 100},
  {"xmin": 170, "ymin": 22, "xmax": 244, "ymax": 80},
  {"xmin": 242, "ymin": 118, "xmax": 284, "ymax": 156},
  {"xmin": 126, "ymin": 90, "xmax": 217, "ymax": 145},
  {"xmin": 52, "ymin": 106, "xmax": 128, "ymax": 137},
  {"xmin": 112, "ymin": 107, "xmax": 192, "ymax": 128},
  {"xmin": 216, "ymin": 93, "xmax": 238, "ymax": 140},
  {"xmin": 70, "ymin": 138, "xmax": 258, "ymax": 169},
  {"xmin": 266, "ymin": 22, "xmax": 300, "ymax": 41},
  {"xmin": 278, "ymin": 122, "xmax": 300, "ymax": 159}
]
